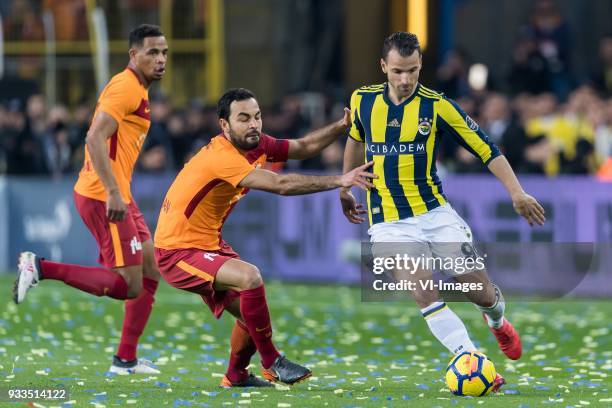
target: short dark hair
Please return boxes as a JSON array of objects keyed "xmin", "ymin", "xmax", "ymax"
[
  {"xmin": 129, "ymin": 24, "xmax": 164, "ymax": 48},
  {"xmin": 382, "ymin": 32, "xmax": 421, "ymax": 60},
  {"xmin": 217, "ymin": 88, "xmax": 256, "ymax": 120}
]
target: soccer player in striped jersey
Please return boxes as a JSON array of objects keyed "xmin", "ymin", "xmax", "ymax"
[{"xmin": 341, "ymin": 32, "xmax": 546, "ymax": 392}]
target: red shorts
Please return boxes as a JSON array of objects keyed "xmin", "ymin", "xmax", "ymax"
[
  {"xmin": 74, "ymin": 191, "xmax": 150, "ymax": 268},
  {"xmin": 154, "ymin": 241, "xmax": 241, "ymax": 319}
]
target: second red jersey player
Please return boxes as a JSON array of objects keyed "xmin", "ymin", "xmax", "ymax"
[
  {"xmin": 154, "ymin": 88, "xmax": 377, "ymax": 387},
  {"xmin": 14, "ymin": 24, "xmax": 168, "ymax": 375}
]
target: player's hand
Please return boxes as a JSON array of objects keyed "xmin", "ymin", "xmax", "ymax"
[
  {"xmin": 512, "ymin": 192, "xmax": 545, "ymax": 226},
  {"xmin": 337, "ymin": 107, "xmax": 352, "ymax": 130},
  {"xmin": 339, "ymin": 161, "xmax": 377, "ymax": 192},
  {"xmin": 340, "ymin": 188, "xmax": 367, "ymax": 224},
  {"xmin": 107, "ymin": 190, "xmax": 127, "ymax": 222}
]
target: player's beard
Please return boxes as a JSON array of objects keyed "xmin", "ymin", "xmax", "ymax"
[{"xmin": 229, "ymin": 127, "xmax": 260, "ymax": 151}]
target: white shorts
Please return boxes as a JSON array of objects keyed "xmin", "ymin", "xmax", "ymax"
[{"xmin": 368, "ymin": 204, "xmax": 479, "ymax": 275}]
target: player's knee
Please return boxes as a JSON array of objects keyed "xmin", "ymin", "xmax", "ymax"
[
  {"xmin": 241, "ymin": 265, "xmax": 263, "ymax": 290},
  {"xmin": 119, "ymin": 269, "xmax": 143, "ymax": 298},
  {"xmin": 142, "ymin": 262, "xmax": 161, "ymax": 280},
  {"xmin": 126, "ymin": 279, "xmax": 143, "ymax": 299}
]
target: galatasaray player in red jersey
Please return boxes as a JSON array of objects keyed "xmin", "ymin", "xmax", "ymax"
[
  {"xmin": 154, "ymin": 88, "xmax": 376, "ymax": 387},
  {"xmin": 14, "ymin": 24, "xmax": 168, "ymax": 374}
]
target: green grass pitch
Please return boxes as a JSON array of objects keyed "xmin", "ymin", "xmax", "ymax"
[{"xmin": 1, "ymin": 275, "xmax": 610, "ymax": 407}]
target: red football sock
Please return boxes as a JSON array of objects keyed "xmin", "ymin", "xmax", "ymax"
[
  {"xmin": 40, "ymin": 259, "xmax": 128, "ymax": 299},
  {"xmin": 117, "ymin": 277, "xmax": 158, "ymax": 361},
  {"xmin": 226, "ymin": 319, "xmax": 257, "ymax": 382},
  {"xmin": 239, "ymin": 285, "xmax": 280, "ymax": 369}
]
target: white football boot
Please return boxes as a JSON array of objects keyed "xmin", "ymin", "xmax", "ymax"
[
  {"xmin": 109, "ymin": 356, "xmax": 161, "ymax": 375},
  {"xmin": 13, "ymin": 251, "xmax": 41, "ymax": 304}
]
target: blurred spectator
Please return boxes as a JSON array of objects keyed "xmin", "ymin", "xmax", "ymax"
[
  {"xmin": 508, "ymin": 34, "xmax": 551, "ymax": 95},
  {"xmin": 436, "ymin": 49, "xmax": 472, "ymax": 100},
  {"xmin": 512, "ymin": 0, "xmax": 572, "ymax": 100},
  {"xmin": 1, "ymin": 99, "xmax": 47, "ymax": 174},
  {"xmin": 523, "ymin": 88, "xmax": 599, "ymax": 175},
  {"xmin": 264, "ymin": 94, "xmax": 311, "ymax": 141},
  {"xmin": 67, "ymin": 101, "xmax": 92, "ymax": 169},
  {"xmin": 42, "ymin": 122, "xmax": 73, "ymax": 178},
  {"xmin": 166, "ymin": 109, "xmax": 191, "ymax": 167},
  {"xmin": 480, "ymin": 93, "xmax": 528, "ymax": 170},
  {"xmin": 591, "ymin": 34, "xmax": 612, "ymax": 98},
  {"xmin": 139, "ymin": 96, "xmax": 173, "ymax": 172}
]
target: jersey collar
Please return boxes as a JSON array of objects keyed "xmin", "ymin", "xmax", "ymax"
[{"xmin": 382, "ymin": 82, "xmax": 420, "ymax": 108}]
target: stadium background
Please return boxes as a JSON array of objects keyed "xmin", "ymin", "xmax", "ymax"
[
  {"xmin": 1, "ymin": 0, "xmax": 610, "ymax": 291},
  {"xmin": 0, "ymin": 1, "xmax": 611, "ymax": 406}
]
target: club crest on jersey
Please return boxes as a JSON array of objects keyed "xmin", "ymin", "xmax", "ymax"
[
  {"xmin": 465, "ymin": 115, "xmax": 479, "ymax": 131},
  {"xmin": 418, "ymin": 117, "xmax": 432, "ymax": 135}
]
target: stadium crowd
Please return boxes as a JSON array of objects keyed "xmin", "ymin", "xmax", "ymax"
[
  {"xmin": 1, "ymin": 0, "xmax": 612, "ymax": 178},
  {"xmin": 2, "ymin": 75, "xmax": 612, "ymax": 179}
]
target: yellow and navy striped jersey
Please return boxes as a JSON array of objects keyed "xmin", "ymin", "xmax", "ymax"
[{"xmin": 349, "ymin": 82, "xmax": 501, "ymax": 225}]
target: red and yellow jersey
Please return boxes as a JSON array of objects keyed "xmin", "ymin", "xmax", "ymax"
[
  {"xmin": 74, "ymin": 68, "xmax": 151, "ymax": 203},
  {"xmin": 155, "ymin": 134, "xmax": 289, "ymax": 251}
]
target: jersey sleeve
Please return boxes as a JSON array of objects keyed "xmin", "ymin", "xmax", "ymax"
[
  {"xmin": 211, "ymin": 153, "xmax": 255, "ymax": 188},
  {"xmin": 436, "ymin": 97, "xmax": 501, "ymax": 165},
  {"xmin": 260, "ymin": 133, "xmax": 289, "ymax": 162},
  {"xmin": 96, "ymin": 77, "xmax": 141, "ymax": 125},
  {"xmin": 349, "ymin": 89, "xmax": 365, "ymax": 142}
]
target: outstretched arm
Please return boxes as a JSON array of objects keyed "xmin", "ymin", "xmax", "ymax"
[
  {"xmin": 238, "ymin": 161, "xmax": 376, "ymax": 196},
  {"xmin": 286, "ymin": 108, "xmax": 351, "ymax": 160},
  {"xmin": 487, "ymin": 155, "xmax": 546, "ymax": 226}
]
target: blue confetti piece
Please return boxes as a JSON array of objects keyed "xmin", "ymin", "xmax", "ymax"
[
  {"xmin": 178, "ymin": 368, "xmax": 190, "ymax": 374},
  {"xmin": 155, "ymin": 381, "xmax": 169, "ymax": 388},
  {"xmin": 504, "ymin": 390, "xmax": 520, "ymax": 395},
  {"xmin": 231, "ymin": 392, "xmax": 240, "ymax": 398},
  {"xmin": 402, "ymin": 395, "xmax": 411, "ymax": 400},
  {"xmin": 171, "ymin": 376, "xmax": 181, "ymax": 382},
  {"xmin": 534, "ymin": 385, "xmax": 550, "ymax": 391},
  {"xmin": 416, "ymin": 384, "xmax": 430, "ymax": 390}
]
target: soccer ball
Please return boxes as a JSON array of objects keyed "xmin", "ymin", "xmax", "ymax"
[{"xmin": 445, "ymin": 351, "xmax": 496, "ymax": 396}]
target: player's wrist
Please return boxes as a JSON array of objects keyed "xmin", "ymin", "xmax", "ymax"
[{"xmin": 509, "ymin": 189, "xmax": 526, "ymax": 201}]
